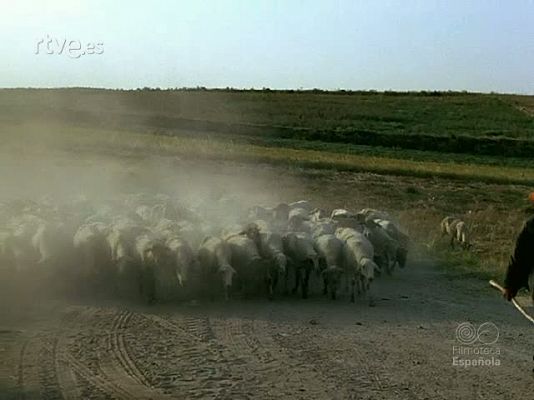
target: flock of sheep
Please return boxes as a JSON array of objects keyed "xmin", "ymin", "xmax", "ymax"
[{"xmin": 0, "ymin": 194, "xmax": 411, "ymax": 303}]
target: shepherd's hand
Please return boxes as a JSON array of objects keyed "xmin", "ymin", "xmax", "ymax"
[{"xmin": 503, "ymin": 287, "xmax": 516, "ymax": 301}]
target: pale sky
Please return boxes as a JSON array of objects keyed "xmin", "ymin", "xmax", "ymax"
[{"xmin": 1, "ymin": 0, "xmax": 533, "ymax": 93}]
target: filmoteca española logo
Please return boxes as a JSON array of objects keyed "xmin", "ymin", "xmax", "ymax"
[
  {"xmin": 453, "ymin": 322, "xmax": 500, "ymax": 368},
  {"xmin": 455, "ymin": 322, "xmax": 499, "ymax": 345}
]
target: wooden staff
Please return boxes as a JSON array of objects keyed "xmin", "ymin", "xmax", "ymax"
[{"xmin": 489, "ymin": 280, "xmax": 534, "ymax": 325}]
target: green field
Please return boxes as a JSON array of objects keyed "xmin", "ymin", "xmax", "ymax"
[
  {"xmin": 1, "ymin": 88, "xmax": 533, "ymax": 136},
  {"xmin": 1, "ymin": 88, "xmax": 533, "ymax": 157}
]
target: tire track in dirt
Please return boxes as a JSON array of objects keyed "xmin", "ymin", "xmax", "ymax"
[
  {"xmin": 210, "ymin": 314, "xmax": 333, "ymax": 399},
  {"xmin": 264, "ymin": 309, "xmax": 400, "ymax": 400},
  {"xmin": 62, "ymin": 350, "xmax": 134, "ymax": 399},
  {"xmin": 98, "ymin": 309, "xmax": 172, "ymax": 400},
  {"xmin": 54, "ymin": 309, "xmax": 83, "ymax": 400},
  {"xmin": 268, "ymin": 319, "xmax": 447, "ymax": 400},
  {"xmin": 38, "ymin": 307, "xmax": 135, "ymax": 400},
  {"xmin": 108, "ymin": 310, "xmax": 152, "ymax": 387},
  {"xmin": 18, "ymin": 334, "xmax": 47, "ymax": 400},
  {"xmin": 140, "ymin": 313, "xmax": 236, "ymax": 399}
]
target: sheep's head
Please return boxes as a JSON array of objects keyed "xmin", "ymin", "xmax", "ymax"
[
  {"xmin": 218, "ymin": 263, "xmax": 236, "ymax": 288},
  {"xmin": 360, "ymin": 258, "xmax": 377, "ymax": 282},
  {"xmin": 241, "ymin": 223, "xmax": 261, "ymax": 245},
  {"xmin": 144, "ymin": 241, "xmax": 171, "ymax": 266}
]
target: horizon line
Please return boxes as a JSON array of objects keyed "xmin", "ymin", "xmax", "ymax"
[{"xmin": 0, "ymin": 86, "xmax": 532, "ymax": 96}]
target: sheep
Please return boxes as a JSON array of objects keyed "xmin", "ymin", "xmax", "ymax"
[
  {"xmin": 225, "ymin": 234, "xmax": 271, "ymax": 298},
  {"xmin": 259, "ymin": 231, "xmax": 288, "ymax": 297},
  {"xmin": 282, "ymin": 232, "xmax": 319, "ymax": 299},
  {"xmin": 197, "ymin": 236, "xmax": 236, "ymax": 300},
  {"xmin": 250, "ymin": 219, "xmax": 273, "ymax": 233},
  {"xmin": 106, "ymin": 219, "xmax": 151, "ymax": 295},
  {"xmin": 0, "ymin": 193, "xmax": 420, "ymax": 303},
  {"xmin": 272, "ymin": 203, "xmax": 290, "ymax": 224},
  {"xmin": 165, "ymin": 236, "xmax": 197, "ymax": 289},
  {"xmin": 175, "ymin": 220, "xmax": 206, "ymax": 251},
  {"xmin": 288, "ymin": 207, "xmax": 309, "ymax": 221},
  {"xmin": 335, "ymin": 227, "xmax": 364, "ymax": 242},
  {"xmin": 331, "ymin": 210, "xmax": 365, "ymax": 231},
  {"xmin": 455, "ymin": 221, "xmax": 471, "ymax": 249},
  {"xmin": 374, "ymin": 218, "xmax": 409, "ymax": 268},
  {"xmin": 73, "ymin": 222, "xmax": 112, "ymax": 290},
  {"xmin": 31, "ymin": 220, "xmax": 72, "ymax": 278},
  {"xmin": 134, "ymin": 234, "xmax": 176, "ymax": 303},
  {"xmin": 310, "ymin": 219, "xmax": 337, "ymax": 239},
  {"xmin": 363, "ymin": 219, "xmax": 400, "ymax": 275},
  {"xmin": 288, "ymin": 200, "xmax": 313, "ymax": 211},
  {"xmin": 331, "ymin": 209, "xmax": 356, "ymax": 220},
  {"xmin": 4, "ymin": 215, "xmax": 42, "ymax": 272},
  {"xmin": 336, "ymin": 228, "xmax": 378, "ymax": 302},
  {"xmin": 358, "ymin": 208, "xmax": 393, "ymax": 222},
  {"xmin": 310, "ymin": 208, "xmax": 328, "ymax": 222},
  {"xmin": 314, "ymin": 234, "xmax": 344, "ymax": 299},
  {"xmin": 441, "ymin": 216, "xmax": 471, "ymax": 249},
  {"xmin": 154, "ymin": 218, "xmax": 183, "ymax": 236}
]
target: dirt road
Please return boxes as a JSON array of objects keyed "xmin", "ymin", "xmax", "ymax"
[{"xmin": 1, "ymin": 256, "xmax": 532, "ymax": 400}]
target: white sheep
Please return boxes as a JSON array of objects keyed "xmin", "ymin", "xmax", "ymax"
[
  {"xmin": 314, "ymin": 234, "xmax": 344, "ymax": 299},
  {"xmin": 165, "ymin": 236, "xmax": 197, "ymax": 288},
  {"xmin": 440, "ymin": 216, "xmax": 471, "ymax": 249},
  {"xmin": 197, "ymin": 236, "xmax": 236, "ymax": 300},
  {"xmin": 374, "ymin": 218, "xmax": 409, "ymax": 268},
  {"xmin": 336, "ymin": 229, "xmax": 378, "ymax": 302},
  {"xmin": 73, "ymin": 222, "xmax": 111, "ymax": 280},
  {"xmin": 282, "ymin": 232, "xmax": 319, "ymax": 298},
  {"xmin": 134, "ymin": 234, "xmax": 176, "ymax": 303},
  {"xmin": 363, "ymin": 220, "xmax": 399, "ymax": 275},
  {"xmin": 288, "ymin": 200, "xmax": 313, "ymax": 211},
  {"xmin": 226, "ymin": 234, "xmax": 271, "ymax": 298}
]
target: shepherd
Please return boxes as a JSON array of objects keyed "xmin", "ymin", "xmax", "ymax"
[{"xmin": 503, "ymin": 213, "xmax": 534, "ymax": 302}]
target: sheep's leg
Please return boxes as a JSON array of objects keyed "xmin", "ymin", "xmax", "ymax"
[
  {"xmin": 359, "ymin": 275, "xmax": 366, "ymax": 296},
  {"xmin": 140, "ymin": 267, "xmax": 155, "ymax": 304},
  {"xmin": 449, "ymin": 235, "xmax": 455, "ymax": 249},
  {"xmin": 350, "ymin": 273, "xmax": 356, "ymax": 303},
  {"xmin": 301, "ymin": 267, "xmax": 311, "ymax": 299},
  {"xmin": 366, "ymin": 286, "xmax": 376, "ymax": 307},
  {"xmin": 345, "ymin": 266, "xmax": 353, "ymax": 296},
  {"xmin": 385, "ymin": 253, "xmax": 392, "ymax": 275},
  {"xmin": 223, "ymin": 282, "xmax": 231, "ymax": 301},
  {"xmin": 267, "ymin": 274, "xmax": 274, "ymax": 301},
  {"xmin": 271, "ymin": 271, "xmax": 278, "ymax": 296},
  {"xmin": 292, "ymin": 266, "xmax": 300, "ymax": 295},
  {"xmin": 283, "ymin": 264, "xmax": 291, "ymax": 295},
  {"xmin": 322, "ymin": 273, "xmax": 328, "ymax": 296}
]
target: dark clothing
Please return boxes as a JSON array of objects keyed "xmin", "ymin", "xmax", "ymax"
[{"xmin": 504, "ymin": 215, "xmax": 534, "ymax": 295}]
